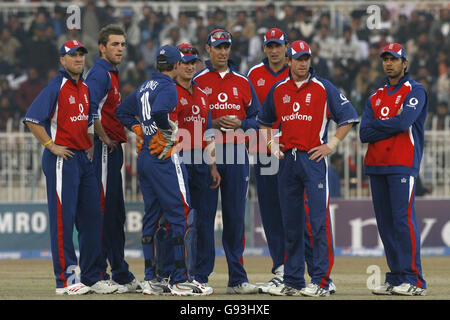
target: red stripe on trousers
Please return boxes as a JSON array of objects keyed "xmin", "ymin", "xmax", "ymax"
[
  {"xmin": 407, "ymin": 186, "xmax": 422, "ymax": 287},
  {"xmin": 56, "ymin": 194, "xmax": 67, "ymax": 287},
  {"xmin": 320, "ymin": 198, "xmax": 334, "ymax": 288}
]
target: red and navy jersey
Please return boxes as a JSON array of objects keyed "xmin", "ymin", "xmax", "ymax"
[
  {"xmin": 360, "ymin": 74, "xmax": 428, "ymax": 177},
  {"xmin": 193, "ymin": 60, "xmax": 259, "ymax": 144},
  {"xmin": 247, "ymin": 58, "xmax": 289, "ymax": 152},
  {"xmin": 23, "ymin": 69, "xmax": 93, "ymax": 151},
  {"xmin": 170, "ymin": 81, "xmax": 213, "ymax": 150},
  {"xmin": 85, "ymin": 58, "xmax": 126, "ymax": 143},
  {"xmin": 247, "ymin": 58, "xmax": 289, "ymax": 106},
  {"xmin": 258, "ymin": 68, "xmax": 359, "ymax": 152}
]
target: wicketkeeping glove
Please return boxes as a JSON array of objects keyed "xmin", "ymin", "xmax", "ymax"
[
  {"xmin": 132, "ymin": 124, "xmax": 144, "ymax": 155},
  {"xmin": 149, "ymin": 120, "xmax": 179, "ymax": 160}
]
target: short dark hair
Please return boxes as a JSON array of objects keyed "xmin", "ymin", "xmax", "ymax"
[
  {"xmin": 156, "ymin": 56, "xmax": 175, "ymax": 72},
  {"xmin": 98, "ymin": 24, "xmax": 126, "ymax": 55}
]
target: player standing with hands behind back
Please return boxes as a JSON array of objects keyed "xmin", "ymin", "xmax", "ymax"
[
  {"xmin": 84, "ymin": 24, "xmax": 141, "ymax": 293},
  {"xmin": 259, "ymin": 40, "xmax": 359, "ymax": 297},
  {"xmin": 247, "ymin": 27, "xmax": 289, "ymax": 293},
  {"xmin": 360, "ymin": 43, "xmax": 427, "ymax": 296}
]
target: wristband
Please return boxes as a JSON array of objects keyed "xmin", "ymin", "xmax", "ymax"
[
  {"xmin": 267, "ymin": 139, "xmax": 274, "ymax": 150},
  {"xmin": 326, "ymin": 136, "xmax": 341, "ymax": 151},
  {"xmin": 43, "ymin": 139, "xmax": 53, "ymax": 147}
]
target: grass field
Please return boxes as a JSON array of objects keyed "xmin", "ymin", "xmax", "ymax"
[{"xmin": 1, "ymin": 256, "xmax": 449, "ymax": 301}]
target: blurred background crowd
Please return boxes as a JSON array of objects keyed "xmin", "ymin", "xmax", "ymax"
[{"xmin": 0, "ymin": 0, "xmax": 449, "ymax": 134}]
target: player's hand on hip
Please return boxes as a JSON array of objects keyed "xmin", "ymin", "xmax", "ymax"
[
  {"xmin": 132, "ymin": 124, "xmax": 144, "ymax": 156},
  {"xmin": 101, "ymin": 135, "xmax": 118, "ymax": 153},
  {"xmin": 47, "ymin": 143, "xmax": 74, "ymax": 160},
  {"xmin": 85, "ymin": 146, "xmax": 94, "ymax": 161},
  {"xmin": 308, "ymin": 144, "xmax": 332, "ymax": 162}
]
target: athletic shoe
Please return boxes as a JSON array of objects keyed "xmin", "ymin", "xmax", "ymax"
[
  {"xmin": 170, "ymin": 281, "xmax": 214, "ymax": 296},
  {"xmin": 226, "ymin": 282, "xmax": 259, "ymax": 294},
  {"xmin": 114, "ymin": 278, "xmax": 143, "ymax": 293},
  {"xmin": 258, "ymin": 275, "xmax": 283, "ymax": 293},
  {"xmin": 329, "ymin": 281, "xmax": 337, "ymax": 294},
  {"xmin": 268, "ymin": 284, "xmax": 303, "ymax": 296},
  {"xmin": 371, "ymin": 282, "xmax": 394, "ymax": 295},
  {"xmin": 392, "ymin": 283, "xmax": 427, "ymax": 296},
  {"xmin": 300, "ymin": 283, "xmax": 330, "ymax": 297},
  {"xmin": 90, "ymin": 280, "xmax": 119, "ymax": 294},
  {"xmin": 142, "ymin": 278, "xmax": 172, "ymax": 296},
  {"xmin": 55, "ymin": 283, "xmax": 92, "ymax": 295}
]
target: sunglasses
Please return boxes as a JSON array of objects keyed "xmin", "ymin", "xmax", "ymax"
[
  {"xmin": 179, "ymin": 46, "xmax": 199, "ymax": 55},
  {"xmin": 210, "ymin": 30, "xmax": 232, "ymax": 42}
]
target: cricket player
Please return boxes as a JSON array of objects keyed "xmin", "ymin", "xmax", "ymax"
[
  {"xmin": 259, "ymin": 40, "xmax": 359, "ymax": 297},
  {"xmin": 193, "ymin": 29, "xmax": 260, "ymax": 294},
  {"xmin": 171, "ymin": 43, "xmax": 221, "ymax": 283},
  {"xmin": 247, "ymin": 27, "xmax": 289, "ymax": 293},
  {"xmin": 23, "ymin": 40, "xmax": 118, "ymax": 295},
  {"xmin": 85, "ymin": 24, "xmax": 141, "ymax": 293},
  {"xmin": 360, "ymin": 43, "xmax": 427, "ymax": 296},
  {"xmin": 115, "ymin": 45, "xmax": 213, "ymax": 296}
]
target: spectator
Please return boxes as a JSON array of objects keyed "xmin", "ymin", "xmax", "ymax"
[
  {"xmin": 214, "ymin": 8, "xmax": 228, "ymax": 29},
  {"xmin": 432, "ymin": 101, "xmax": 450, "ymax": 130},
  {"xmin": 119, "ymin": 9, "xmax": 141, "ymax": 62},
  {"xmin": 140, "ymin": 39, "xmax": 157, "ymax": 73},
  {"xmin": 409, "ymin": 44, "xmax": 436, "ymax": 77},
  {"xmin": 280, "ymin": 3, "xmax": 296, "ymax": 31},
  {"xmin": 227, "ymin": 10, "xmax": 255, "ymax": 42},
  {"xmin": 335, "ymin": 26, "xmax": 361, "ymax": 66},
  {"xmin": 139, "ymin": 7, "xmax": 163, "ymax": 46},
  {"xmin": 310, "ymin": 42, "xmax": 329, "ymax": 78},
  {"xmin": 393, "ymin": 14, "xmax": 410, "ymax": 44},
  {"xmin": 312, "ymin": 24, "xmax": 335, "ymax": 70},
  {"xmin": 437, "ymin": 61, "xmax": 449, "ymax": 104},
  {"xmin": 229, "ymin": 25, "xmax": 249, "ymax": 73},
  {"xmin": 7, "ymin": 15, "xmax": 27, "ymax": 44},
  {"xmin": 177, "ymin": 12, "xmax": 196, "ymax": 44},
  {"xmin": 20, "ymin": 22, "xmax": 58, "ymax": 75},
  {"xmin": 50, "ymin": 5, "xmax": 67, "ymax": 38},
  {"xmin": 352, "ymin": 62, "xmax": 372, "ymax": 115},
  {"xmin": 15, "ymin": 67, "xmax": 46, "ymax": 118},
  {"xmin": 125, "ymin": 59, "xmax": 148, "ymax": 89},
  {"xmin": 265, "ymin": 4, "xmax": 286, "ymax": 30},
  {"xmin": 293, "ymin": 7, "xmax": 314, "ymax": 42},
  {"xmin": 0, "ymin": 50, "xmax": 13, "ymax": 76},
  {"xmin": 0, "ymin": 28, "xmax": 21, "ymax": 66}
]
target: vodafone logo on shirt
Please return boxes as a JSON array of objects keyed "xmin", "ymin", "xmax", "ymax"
[
  {"xmin": 281, "ymin": 101, "xmax": 312, "ymax": 122},
  {"xmin": 70, "ymin": 103, "xmax": 89, "ymax": 122},
  {"xmin": 210, "ymin": 92, "xmax": 241, "ymax": 111},
  {"xmin": 183, "ymin": 105, "xmax": 206, "ymax": 123}
]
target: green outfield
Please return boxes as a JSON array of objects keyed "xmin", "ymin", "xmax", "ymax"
[{"xmin": 1, "ymin": 256, "xmax": 449, "ymax": 300}]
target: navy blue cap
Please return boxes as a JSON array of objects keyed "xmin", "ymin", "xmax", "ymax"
[
  {"xmin": 207, "ymin": 29, "xmax": 232, "ymax": 46},
  {"xmin": 157, "ymin": 45, "xmax": 182, "ymax": 64}
]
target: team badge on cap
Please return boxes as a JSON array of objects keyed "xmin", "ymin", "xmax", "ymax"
[
  {"xmin": 157, "ymin": 45, "xmax": 182, "ymax": 64},
  {"xmin": 288, "ymin": 40, "xmax": 312, "ymax": 59},
  {"xmin": 380, "ymin": 43, "xmax": 407, "ymax": 60},
  {"xmin": 60, "ymin": 40, "xmax": 88, "ymax": 56},
  {"xmin": 264, "ymin": 28, "xmax": 288, "ymax": 46}
]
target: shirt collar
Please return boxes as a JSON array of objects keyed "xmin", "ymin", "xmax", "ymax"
[{"xmin": 94, "ymin": 57, "xmax": 118, "ymax": 72}]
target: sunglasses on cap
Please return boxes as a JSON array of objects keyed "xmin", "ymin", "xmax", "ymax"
[
  {"xmin": 179, "ymin": 46, "xmax": 199, "ymax": 55},
  {"xmin": 210, "ymin": 30, "xmax": 232, "ymax": 41}
]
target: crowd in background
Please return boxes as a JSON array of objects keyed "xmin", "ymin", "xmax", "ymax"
[{"xmin": 0, "ymin": 1, "xmax": 449, "ymax": 134}]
